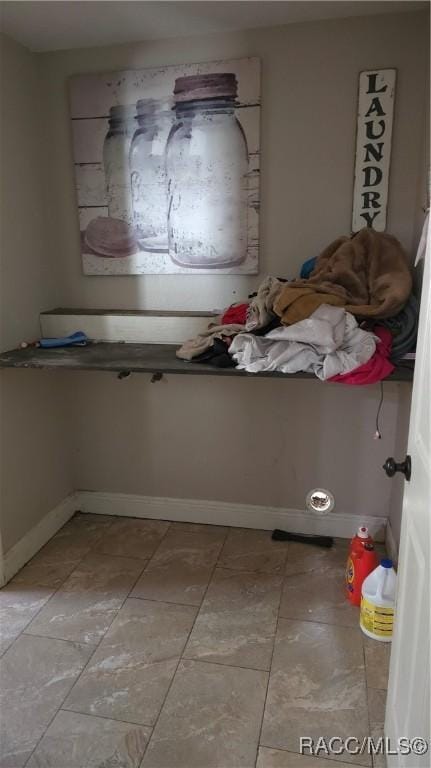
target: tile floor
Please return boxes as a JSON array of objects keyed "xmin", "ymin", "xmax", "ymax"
[{"xmin": 0, "ymin": 514, "xmax": 391, "ymax": 768}]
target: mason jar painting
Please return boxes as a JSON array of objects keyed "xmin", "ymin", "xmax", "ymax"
[
  {"xmin": 69, "ymin": 57, "xmax": 260, "ymax": 274},
  {"xmin": 166, "ymin": 74, "xmax": 248, "ymax": 268},
  {"xmin": 102, "ymin": 105, "xmax": 136, "ymax": 224},
  {"xmin": 130, "ymin": 99, "xmax": 174, "ymax": 252}
]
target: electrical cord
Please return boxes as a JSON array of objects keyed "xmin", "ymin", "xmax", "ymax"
[{"xmin": 374, "ymin": 381, "xmax": 384, "ymax": 440}]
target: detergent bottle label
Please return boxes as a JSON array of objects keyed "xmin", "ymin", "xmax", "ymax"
[
  {"xmin": 346, "ymin": 556, "xmax": 355, "ymax": 594},
  {"xmin": 360, "ymin": 596, "xmax": 394, "ymax": 638}
]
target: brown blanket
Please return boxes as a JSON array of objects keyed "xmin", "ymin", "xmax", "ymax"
[
  {"xmin": 278, "ymin": 228, "xmax": 412, "ymax": 322},
  {"xmin": 273, "ymin": 286, "xmax": 345, "ymax": 325}
]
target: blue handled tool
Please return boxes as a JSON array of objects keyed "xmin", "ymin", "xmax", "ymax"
[{"xmin": 39, "ymin": 331, "xmax": 89, "ymax": 348}]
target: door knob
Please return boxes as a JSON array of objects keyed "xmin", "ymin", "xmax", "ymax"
[{"xmin": 383, "ymin": 455, "xmax": 411, "ymax": 481}]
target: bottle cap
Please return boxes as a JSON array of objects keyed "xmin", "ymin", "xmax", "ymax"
[
  {"xmin": 357, "ymin": 526, "xmax": 369, "ymax": 539},
  {"xmin": 381, "ymin": 558, "xmax": 393, "ymax": 568}
]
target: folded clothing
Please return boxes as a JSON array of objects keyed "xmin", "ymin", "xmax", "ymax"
[
  {"xmin": 221, "ymin": 303, "xmax": 249, "ymax": 326},
  {"xmin": 229, "ymin": 304, "xmax": 377, "ymax": 380},
  {"xmin": 289, "ymin": 228, "xmax": 412, "ymax": 319},
  {"xmin": 329, "ymin": 327, "xmax": 394, "ymax": 385}
]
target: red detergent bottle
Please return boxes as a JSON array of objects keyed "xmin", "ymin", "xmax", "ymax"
[{"xmin": 346, "ymin": 527, "xmax": 378, "ymax": 606}]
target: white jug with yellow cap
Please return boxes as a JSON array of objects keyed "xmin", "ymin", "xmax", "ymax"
[{"xmin": 360, "ymin": 559, "xmax": 397, "ymax": 642}]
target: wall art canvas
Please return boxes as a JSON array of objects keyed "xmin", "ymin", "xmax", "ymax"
[{"xmin": 69, "ymin": 57, "xmax": 260, "ymax": 275}]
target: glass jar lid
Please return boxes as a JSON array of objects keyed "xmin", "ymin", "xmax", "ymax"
[
  {"xmin": 136, "ymin": 98, "xmax": 173, "ymax": 119},
  {"xmin": 173, "ymin": 73, "xmax": 238, "ymax": 103},
  {"xmin": 108, "ymin": 104, "xmax": 136, "ymax": 126}
]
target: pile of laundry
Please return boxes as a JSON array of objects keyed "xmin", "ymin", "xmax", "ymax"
[{"xmin": 176, "ymin": 228, "xmax": 418, "ymax": 385}]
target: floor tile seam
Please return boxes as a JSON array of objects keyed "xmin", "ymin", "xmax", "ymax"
[
  {"xmin": 1, "ymin": 544, "xmax": 100, "ymax": 661},
  {"xmin": 12, "ymin": 514, "xmax": 124, "ymax": 586},
  {"xmin": 3, "ymin": 518, "xmax": 215, "ymax": 658},
  {"xmin": 165, "ymin": 533, "xmax": 229, "ymax": 545},
  {"xmin": 171, "ymin": 526, "xmax": 229, "ymax": 540},
  {"xmin": 0, "ymin": 643, "xmax": 13, "ymax": 660},
  {"xmin": 51, "ymin": 516, "xmax": 117, "ymax": 556},
  {"xmin": 122, "ymin": 594, "xmax": 204, "ymax": 610},
  {"xmin": 361, "ymin": 635, "xmax": 390, "ymax": 696},
  {"xmin": 283, "ymin": 561, "xmax": 347, "ymax": 576},
  {"xmin": 179, "ymin": 554, "xmax": 283, "ymax": 670},
  {"xmin": 130, "ymin": 530, "xmax": 229, "ymax": 602},
  {"xmin": 21, "ymin": 636, "xmax": 101, "ymax": 768},
  {"xmin": 254, "ymin": 581, "xmax": 284, "ymax": 767},
  {"xmin": 59, "ymin": 704, "xmax": 155, "ymax": 731},
  {"xmin": 146, "ymin": 523, "xmax": 228, "ymax": 560},
  {"xmin": 52, "ymin": 518, "xmax": 117, "ymax": 549},
  {"xmin": 257, "ymin": 742, "xmax": 372, "ymax": 768},
  {"xmin": 257, "ymin": 619, "xmax": 372, "ymax": 768},
  {"xmin": 214, "ymin": 530, "xmax": 232, "ymax": 553},
  {"xmin": 361, "ymin": 627, "xmax": 376, "ymax": 768},
  {"xmin": 178, "ymin": 551, "xmax": 229, "ymax": 660},
  {"xmin": 19, "ymin": 546, "xmax": 149, "ymax": 647},
  {"xmin": 87, "ymin": 549, "xmax": 151, "ymax": 562},
  {"xmin": 0, "ymin": 627, "xmax": 36, "ymax": 660},
  {"xmin": 84, "ymin": 516, "xmax": 118, "ymax": 534},
  {"xmin": 277, "ymin": 614, "xmax": 361, "ymax": 630},
  {"xmin": 179, "ymin": 654, "xmax": 271, "ymax": 673},
  {"xmin": 127, "ymin": 526, "xmax": 221, "ymax": 584},
  {"xmin": 205, "ymin": 526, "xmax": 233, "ymax": 568},
  {"xmin": 62, "ymin": 575, "xmax": 248, "ymax": 758},
  {"xmin": 217, "ymin": 544, "xmax": 287, "ymax": 576},
  {"xmin": 97, "ymin": 518, "xmax": 172, "ymax": 528},
  {"xmin": 41, "ymin": 556, "xmax": 152, "ymax": 757},
  {"xmin": 210, "ymin": 564, "xmax": 287, "ymax": 579},
  {"xmin": 283, "ymin": 567, "xmax": 326, "ymax": 580},
  {"xmin": 98, "ymin": 518, "xmax": 174, "ymax": 569},
  {"xmin": 138, "ymin": 554, "xmax": 224, "ymax": 766},
  {"xmin": 9, "ymin": 526, "xmax": 112, "ymax": 587},
  {"xmin": 20, "ymin": 631, "xmax": 99, "ymax": 647},
  {"xmin": 1, "ymin": 518, "xmax": 157, "ymax": 661}
]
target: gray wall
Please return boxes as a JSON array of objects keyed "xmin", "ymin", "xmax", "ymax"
[
  {"xmin": 0, "ymin": 34, "xmax": 73, "ymax": 553},
  {"xmin": 0, "ymin": 34, "xmax": 58, "ymax": 351},
  {"xmin": 69, "ymin": 372, "xmax": 408, "ymax": 523}
]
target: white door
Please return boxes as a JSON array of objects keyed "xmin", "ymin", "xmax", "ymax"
[{"xmin": 385, "ymin": 218, "xmax": 430, "ymax": 767}]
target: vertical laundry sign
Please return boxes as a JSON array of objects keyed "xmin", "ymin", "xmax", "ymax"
[{"xmin": 352, "ymin": 69, "xmax": 396, "ymax": 233}]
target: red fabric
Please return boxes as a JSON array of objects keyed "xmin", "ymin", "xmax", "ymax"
[
  {"xmin": 330, "ymin": 327, "xmax": 394, "ymax": 385},
  {"xmin": 221, "ymin": 303, "xmax": 249, "ymax": 325}
]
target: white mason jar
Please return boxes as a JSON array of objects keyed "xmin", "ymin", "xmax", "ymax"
[
  {"xmin": 102, "ymin": 105, "xmax": 135, "ymax": 224},
  {"xmin": 166, "ymin": 73, "xmax": 249, "ymax": 268},
  {"xmin": 129, "ymin": 99, "xmax": 174, "ymax": 252}
]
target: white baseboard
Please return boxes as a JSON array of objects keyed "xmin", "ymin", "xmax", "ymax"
[
  {"xmin": 0, "ymin": 490, "xmax": 388, "ymax": 587},
  {"xmin": 1, "ymin": 493, "xmax": 78, "ymax": 586},
  {"xmin": 76, "ymin": 490, "xmax": 387, "ymax": 542},
  {"xmin": 385, "ymin": 519, "xmax": 399, "ymax": 565}
]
